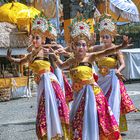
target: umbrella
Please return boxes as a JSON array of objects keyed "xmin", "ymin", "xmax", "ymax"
[
  {"xmin": 133, "ymin": 0, "xmax": 140, "ymax": 14},
  {"xmin": 110, "ymin": 0, "xmax": 140, "ymax": 22},
  {"xmin": 97, "ymin": 1, "xmax": 129, "ymax": 22},
  {"xmin": 16, "ymin": 7, "xmax": 40, "ymax": 32},
  {"xmin": 17, "ymin": 7, "xmax": 40, "ymax": 19},
  {"xmin": 0, "ymin": 2, "xmax": 28, "ymax": 24},
  {"xmin": 0, "ymin": 2, "xmax": 40, "ymax": 32}
]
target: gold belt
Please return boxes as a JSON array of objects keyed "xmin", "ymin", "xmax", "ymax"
[
  {"xmin": 72, "ymin": 78, "xmax": 94, "ymax": 92},
  {"xmin": 99, "ymin": 66, "xmax": 110, "ymax": 76},
  {"xmin": 34, "ymin": 69, "xmax": 50, "ymax": 84},
  {"xmin": 38, "ymin": 69, "xmax": 50, "ymax": 75}
]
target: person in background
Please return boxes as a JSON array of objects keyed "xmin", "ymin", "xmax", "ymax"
[
  {"xmin": 45, "ymin": 37, "xmax": 73, "ymax": 104},
  {"xmin": 89, "ymin": 14, "xmax": 137, "ymax": 132}
]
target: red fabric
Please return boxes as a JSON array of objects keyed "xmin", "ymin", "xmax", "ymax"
[
  {"xmin": 93, "ymin": 73, "xmax": 98, "ymax": 82},
  {"xmin": 63, "ymin": 73, "xmax": 73, "ymax": 102},
  {"xmin": 50, "ymin": 66, "xmax": 54, "ymax": 73},
  {"xmin": 119, "ymin": 80, "xmax": 135, "ymax": 115},
  {"xmin": 36, "ymin": 80, "xmax": 69, "ymax": 139}
]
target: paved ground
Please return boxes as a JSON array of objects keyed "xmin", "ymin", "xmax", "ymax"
[
  {"xmin": 0, "ymin": 97, "xmax": 37, "ymax": 140},
  {"xmin": 0, "ymin": 82, "xmax": 140, "ymax": 140},
  {"xmin": 122, "ymin": 83, "xmax": 140, "ymax": 140}
]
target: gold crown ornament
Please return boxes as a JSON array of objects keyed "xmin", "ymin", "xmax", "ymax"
[
  {"xmin": 69, "ymin": 16, "xmax": 92, "ymax": 44},
  {"xmin": 32, "ymin": 14, "xmax": 57, "ymax": 40},
  {"xmin": 99, "ymin": 14, "xmax": 117, "ymax": 37}
]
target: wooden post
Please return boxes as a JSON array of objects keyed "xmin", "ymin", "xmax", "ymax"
[
  {"xmin": 61, "ymin": 0, "xmax": 71, "ymax": 43},
  {"xmin": 20, "ymin": 63, "xmax": 23, "ymax": 76},
  {"xmin": 19, "ymin": 55, "xmax": 24, "ymax": 76},
  {"xmin": 105, "ymin": 0, "xmax": 108, "ymax": 14},
  {"xmin": 34, "ymin": 0, "xmax": 36, "ymax": 8}
]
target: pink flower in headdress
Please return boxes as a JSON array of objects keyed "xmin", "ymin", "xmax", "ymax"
[
  {"xmin": 79, "ymin": 26, "xmax": 84, "ymax": 30},
  {"xmin": 37, "ymin": 21, "xmax": 41, "ymax": 24}
]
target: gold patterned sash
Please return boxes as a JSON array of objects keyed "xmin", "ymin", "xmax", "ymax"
[{"xmin": 72, "ymin": 78, "xmax": 94, "ymax": 92}]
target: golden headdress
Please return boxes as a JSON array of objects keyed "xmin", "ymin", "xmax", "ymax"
[
  {"xmin": 69, "ymin": 17, "xmax": 92, "ymax": 43},
  {"xmin": 31, "ymin": 14, "xmax": 57, "ymax": 40},
  {"xmin": 99, "ymin": 14, "xmax": 117, "ymax": 37}
]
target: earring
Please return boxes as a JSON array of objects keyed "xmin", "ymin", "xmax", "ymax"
[
  {"xmin": 112, "ymin": 37, "xmax": 114, "ymax": 42},
  {"xmin": 42, "ymin": 40, "xmax": 46, "ymax": 44}
]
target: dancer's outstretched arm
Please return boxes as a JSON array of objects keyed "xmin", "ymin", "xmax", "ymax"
[
  {"xmin": 89, "ymin": 38, "xmax": 132, "ymax": 62},
  {"xmin": 7, "ymin": 49, "xmax": 32, "ymax": 64}
]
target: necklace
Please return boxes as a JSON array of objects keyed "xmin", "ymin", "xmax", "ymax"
[{"xmin": 75, "ymin": 55, "xmax": 85, "ymax": 67}]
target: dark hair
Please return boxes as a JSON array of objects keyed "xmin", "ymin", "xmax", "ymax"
[
  {"xmin": 123, "ymin": 33, "xmax": 129, "ymax": 36},
  {"xmin": 45, "ymin": 37, "xmax": 51, "ymax": 44},
  {"xmin": 102, "ymin": 34, "xmax": 112, "ymax": 39}
]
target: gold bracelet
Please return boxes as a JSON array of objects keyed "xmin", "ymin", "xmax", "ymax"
[
  {"xmin": 69, "ymin": 52, "xmax": 74, "ymax": 59},
  {"xmin": 119, "ymin": 54, "xmax": 124, "ymax": 59},
  {"xmin": 95, "ymin": 54, "xmax": 99, "ymax": 61},
  {"xmin": 54, "ymin": 55, "xmax": 59, "ymax": 62}
]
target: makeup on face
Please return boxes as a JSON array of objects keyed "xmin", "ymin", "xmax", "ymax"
[
  {"xmin": 32, "ymin": 34, "xmax": 42, "ymax": 48},
  {"xmin": 32, "ymin": 35, "xmax": 41, "ymax": 40},
  {"xmin": 102, "ymin": 34, "xmax": 111, "ymax": 40},
  {"xmin": 45, "ymin": 37, "xmax": 52, "ymax": 44},
  {"xmin": 76, "ymin": 42, "xmax": 87, "ymax": 48}
]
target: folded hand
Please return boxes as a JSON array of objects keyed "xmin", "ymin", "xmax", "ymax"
[{"xmin": 115, "ymin": 70, "xmax": 126, "ymax": 81}]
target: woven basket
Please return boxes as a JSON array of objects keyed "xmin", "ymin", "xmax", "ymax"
[{"xmin": 0, "ymin": 87, "xmax": 11, "ymax": 102}]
